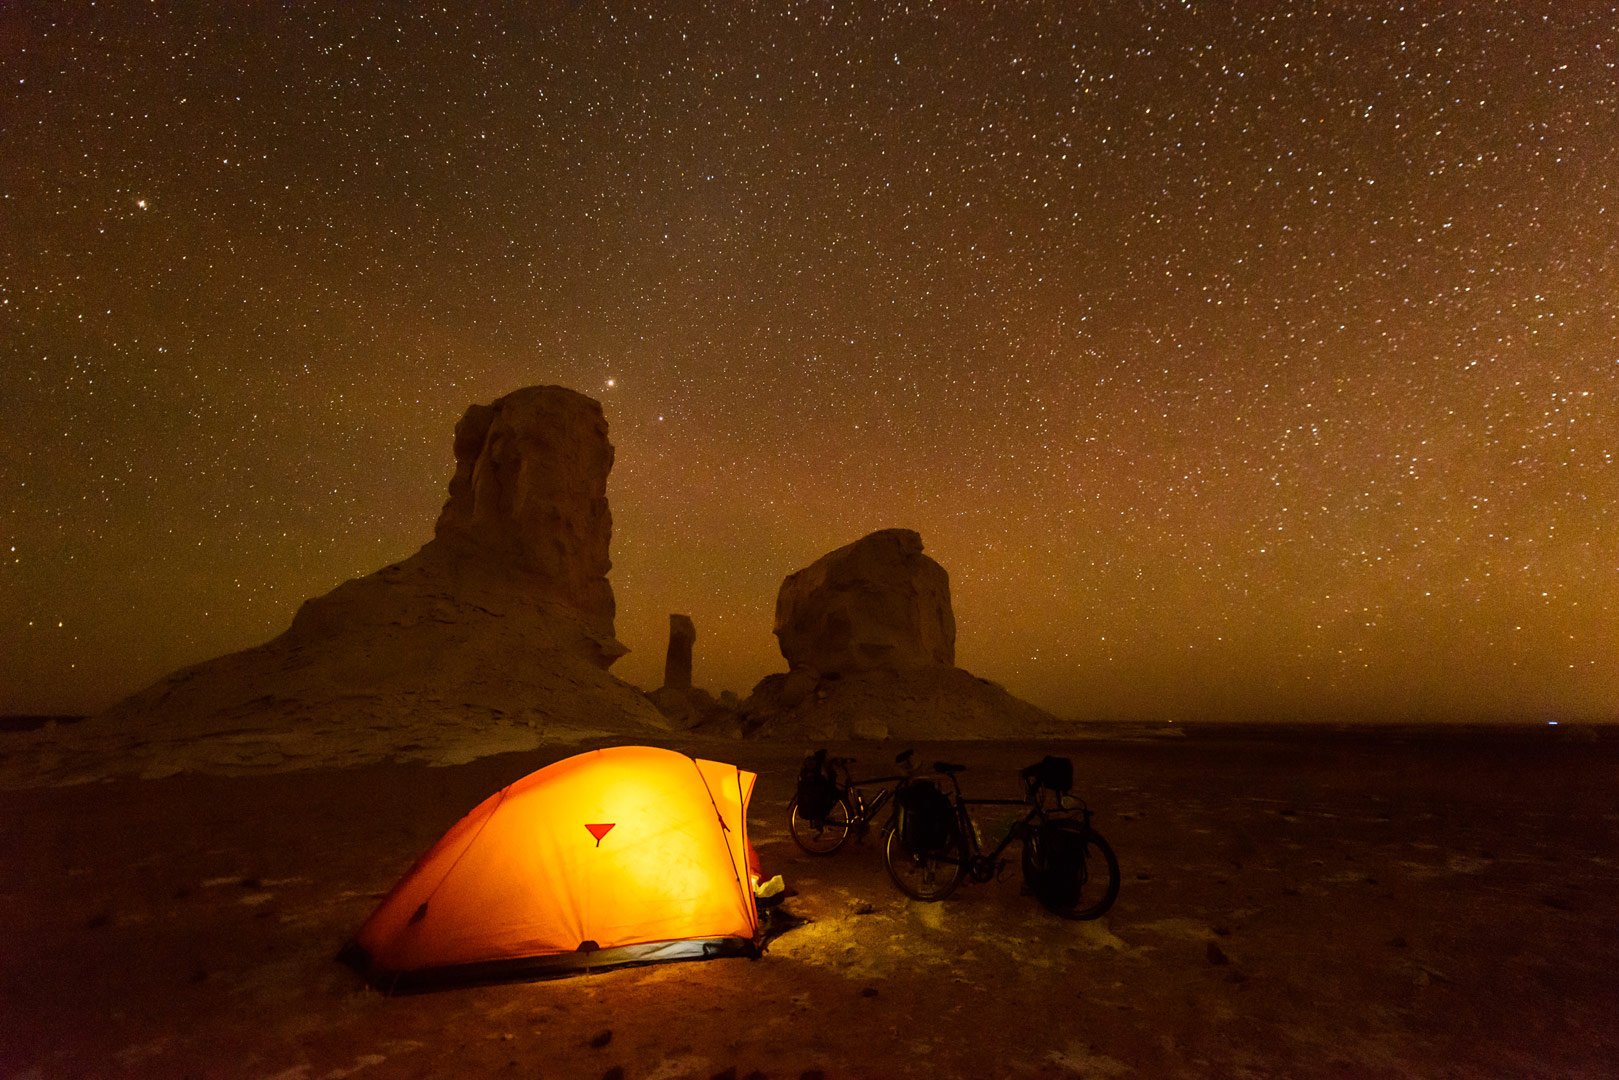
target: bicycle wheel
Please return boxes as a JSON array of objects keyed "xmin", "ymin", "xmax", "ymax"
[
  {"xmin": 1021, "ymin": 820, "xmax": 1120, "ymax": 920},
  {"xmin": 788, "ymin": 795, "xmax": 853, "ymax": 855},
  {"xmin": 883, "ymin": 822, "xmax": 966, "ymax": 901}
]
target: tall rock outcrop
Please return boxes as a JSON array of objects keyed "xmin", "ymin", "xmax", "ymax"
[
  {"xmin": 743, "ymin": 529, "xmax": 1065, "ymax": 740},
  {"xmin": 284, "ymin": 386, "xmax": 628, "ymax": 669},
  {"xmin": 645, "ymin": 614, "xmax": 737, "ymax": 732},
  {"xmin": 3, "ymin": 386, "xmax": 668, "ymax": 787},
  {"xmin": 432, "ymin": 386, "xmax": 617, "ymax": 641},
  {"xmin": 662, "ymin": 614, "xmax": 696, "ymax": 690}
]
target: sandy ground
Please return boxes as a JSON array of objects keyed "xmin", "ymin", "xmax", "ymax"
[{"xmin": 4, "ymin": 726, "xmax": 1617, "ymax": 1079}]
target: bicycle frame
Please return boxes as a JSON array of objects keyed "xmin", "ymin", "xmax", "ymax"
[
  {"xmin": 935, "ymin": 770, "xmax": 1078, "ymax": 875},
  {"xmin": 883, "ymin": 759, "xmax": 1118, "ymax": 918},
  {"xmin": 789, "ymin": 751, "xmax": 916, "ymax": 858},
  {"xmin": 834, "ymin": 761, "xmax": 907, "ymax": 833}
]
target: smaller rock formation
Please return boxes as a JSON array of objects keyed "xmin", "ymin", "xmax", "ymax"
[
  {"xmin": 646, "ymin": 613, "xmax": 739, "ymax": 732},
  {"xmin": 663, "ymin": 614, "xmax": 696, "ymax": 690},
  {"xmin": 742, "ymin": 529, "xmax": 1066, "ymax": 740},
  {"xmin": 774, "ymin": 528, "xmax": 955, "ymax": 675}
]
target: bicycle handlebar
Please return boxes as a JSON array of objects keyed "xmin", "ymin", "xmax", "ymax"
[{"xmin": 804, "ymin": 747, "xmax": 920, "ymax": 788}]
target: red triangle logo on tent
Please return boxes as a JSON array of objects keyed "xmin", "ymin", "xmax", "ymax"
[{"xmin": 585, "ymin": 822, "xmax": 615, "ymax": 846}]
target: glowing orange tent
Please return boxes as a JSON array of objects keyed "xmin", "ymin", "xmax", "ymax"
[{"xmin": 342, "ymin": 746, "xmax": 760, "ymax": 989}]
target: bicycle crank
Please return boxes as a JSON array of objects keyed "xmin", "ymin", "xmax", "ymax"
[{"xmin": 968, "ymin": 856, "xmax": 1002, "ymax": 884}]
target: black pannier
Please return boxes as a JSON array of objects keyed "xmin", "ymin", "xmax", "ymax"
[
  {"xmin": 1022, "ymin": 755, "xmax": 1073, "ymax": 795},
  {"xmin": 1031, "ymin": 822, "xmax": 1087, "ymax": 910},
  {"xmin": 897, "ymin": 779, "xmax": 956, "ymax": 854},
  {"xmin": 795, "ymin": 750, "xmax": 839, "ymax": 820}
]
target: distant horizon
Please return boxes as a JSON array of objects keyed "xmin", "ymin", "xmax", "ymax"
[
  {"xmin": 7, "ymin": 709, "xmax": 1615, "ymax": 730},
  {"xmin": 8, "ymin": 661, "xmax": 1614, "ymax": 731}
]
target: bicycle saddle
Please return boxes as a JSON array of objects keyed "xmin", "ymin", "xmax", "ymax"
[{"xmin": 933, "ymin": 761, "xmax": 967, "ymax": 775}]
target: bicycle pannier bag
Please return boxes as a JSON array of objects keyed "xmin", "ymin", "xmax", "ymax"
[
  {"xmin": 1032, "ymin": 822, "xmax": 1086, "ymax": 910},
  {"xmin": 795, "ymin": 751, "xmax": 839, "ymax": 820},
  {"xmin": 898, "ymin": 780, "xmax": 955, "ymax": 854}
]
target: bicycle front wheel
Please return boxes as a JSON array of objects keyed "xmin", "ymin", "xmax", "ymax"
[
  {"xmin": 883, "ymin": 823, "xmax": 966, "ymax": 902},
  {"xmin": 788, "ymin": 795, "xmax": 853, "ymax": 855},
  {"xmin": 1021, "ymin": 820, "xmax": 1120, "ymax": 920}
]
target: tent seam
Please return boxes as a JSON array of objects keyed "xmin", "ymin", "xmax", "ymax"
[
  {"xmin": 413, "ymin": 784, "xmax": 512, "ymax": 921},
  {"xmin": 689, "ymin": 758, "xmax": 758, "ymax": 935}
]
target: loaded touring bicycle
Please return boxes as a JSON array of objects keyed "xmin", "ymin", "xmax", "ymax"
[
  {"xmin": 788, "ymin": 748, "xmax": 916, "ymax": 855},
  {"xmin": 885, "ymin": 754, "xmax": 1120, "ymax": 920}
]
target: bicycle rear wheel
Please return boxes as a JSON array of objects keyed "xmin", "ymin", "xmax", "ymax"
[
  {"xmin": 788, "ymin": 795, "xmax": 853, "ymax": 855},
  {"xmin": 883, "ymin": 823, "xmax": 966, "ymax": 901},
  {"xmin": 1021, "ymin": 820, "xmax": 1120, "ymax": 920}
]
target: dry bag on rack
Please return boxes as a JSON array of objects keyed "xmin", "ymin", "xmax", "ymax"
[{"xmin": 1021, "ymin": 755, "xmax": 1073, "ymax": 796}]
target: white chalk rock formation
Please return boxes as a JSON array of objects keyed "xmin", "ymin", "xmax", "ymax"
[
  {"xmin": 744, "ymin": 529, "xmax": 1067, "ymax": 740},
  {"xmin": 644, "ymin": 614, "xmax": 742, "ymax": 732},
  {"xmin": 1, "ymin": 386, "xmax": 670, "ymax": 787},
  {"xmin": 662, "ymin": 614, "xmax": 697, "ymax": 690},
  {"xmin": 774, "ymin": 528, "xmax": 956, "ymax": 674},
  {"xmin": 432, "ymin": 386, "xmax": 619, "ymax": 645}
]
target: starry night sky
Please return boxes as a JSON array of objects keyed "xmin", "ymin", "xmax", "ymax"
[{"xmin": 3, "ymin": 3, "xmax": 1614, "ymax": 721}]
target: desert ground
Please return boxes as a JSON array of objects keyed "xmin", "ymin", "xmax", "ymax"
[{"xmin": 4, "ymin": 725, "xmax": 1616, "ymax": 1079}]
